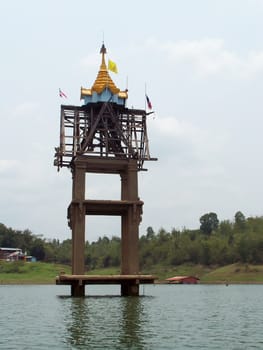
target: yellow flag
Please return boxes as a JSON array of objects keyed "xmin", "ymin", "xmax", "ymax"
[{"xmin": 108, "ymin": 59, "xmax": 118, "ymax": 73}]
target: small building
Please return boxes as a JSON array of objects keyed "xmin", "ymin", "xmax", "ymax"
[
  {"xmin": 0, "ymin": 247, "xmax": 22, "ymax": 261},
  {"xmin": 166, "ymin": 276, "xmax": 200, "ymax": 284},
  {"xmin": 0, "ymin": 247, "xmax": 36, "ymax": 262}
]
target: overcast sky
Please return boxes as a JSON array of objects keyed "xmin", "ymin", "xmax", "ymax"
[{"xmin": 1, "ymin": 0, "xmax": 263, "ymax": 242}]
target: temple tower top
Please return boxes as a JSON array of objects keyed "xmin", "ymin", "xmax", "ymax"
[{"xmin": 80, "ymin": 44, "xmax": 128, "ymax": 105}]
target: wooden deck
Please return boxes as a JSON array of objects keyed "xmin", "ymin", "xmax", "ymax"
[
  {"xmin": 56, "ymin": 274, "xmax": 156, "ymax": 285},
  {"xmin": 68, "ymin": 199, "xmax": 144, "ymax": 216}
]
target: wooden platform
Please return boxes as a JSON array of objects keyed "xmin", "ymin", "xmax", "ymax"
[
  {"xmin": 68, "ymin": 199, "xmax": 143, "ymax": 217},
  {"xmin": 56, "ymin": 274, "xmax": 156, "ymax": 285}
]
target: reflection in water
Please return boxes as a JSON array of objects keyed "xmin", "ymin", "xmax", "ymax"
[
  {"xmin": 66, "ymin": 298, "xmax": 90, "ymax": 347},
  {"xmin": 118, "ymin": 297, "xmax": 145, "ymax": 349},
  {"xmin": 63, "ymin": 293, "xmax": 148, "ymax": 349}
]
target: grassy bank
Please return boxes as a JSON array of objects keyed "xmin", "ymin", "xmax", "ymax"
[
  {"xmin": 149, "ymin": 263, "xmax": 263, "ymax": 283},
  {"xmin": 0, "ymin": 261, "xmax": 70, "ymax": 284},
  {"xmin": 0, "ymin": 261, "xmax": 263, "ymax": 284},
  {"xmin": 201, "ymin": 263, "xmax": 263, "ymax": 284}
]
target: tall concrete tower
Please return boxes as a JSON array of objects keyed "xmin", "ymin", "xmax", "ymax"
[{"xmin": 54, "ymin": 44, "xmax": 157, "ymax": 296}]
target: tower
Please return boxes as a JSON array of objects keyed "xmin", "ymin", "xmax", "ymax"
[{"xmin": 54, "ymin": 44, "xmax": 157, "ymax": 296}]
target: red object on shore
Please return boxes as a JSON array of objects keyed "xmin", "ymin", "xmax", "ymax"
[{"xmin": 166, "ymin": 276, "xmax": 200, "ymax": 284}]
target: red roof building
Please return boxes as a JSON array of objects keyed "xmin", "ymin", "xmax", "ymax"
[
  {"xmin": 0, "ymin": 247, "xmax": 22, "ymax": 261},
  {"xmin": 166, "ymin": 276, "xmax": 200, "ymax": 284}
]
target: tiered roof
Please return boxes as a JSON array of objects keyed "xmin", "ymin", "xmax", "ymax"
[{"xmin": 80, "ymin": 44, "xmax": 128, "ymax": 104}]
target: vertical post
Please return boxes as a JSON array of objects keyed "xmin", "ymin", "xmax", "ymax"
[
  {"xmin": 121, "ymin": 160, "xmax": 140, "ymax": 296},
  {"xmin": 71, "ymin": 164, "xmax": 86, "ymax": 296}
]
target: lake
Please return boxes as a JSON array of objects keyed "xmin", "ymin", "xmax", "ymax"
[{"xmin": 0, "ymin": 284, "xmax": 262, "ymax": 349}]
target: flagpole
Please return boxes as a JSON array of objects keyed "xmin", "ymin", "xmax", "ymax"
[
  {"xmin": 144, "ymin": 81, "xmax": 150, "ymax": 158},
  {"xmin": 144, "ymin": 82, "xmax": 147, "ymax": 110}
]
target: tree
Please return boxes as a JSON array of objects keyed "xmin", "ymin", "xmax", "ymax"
[
  {"xmin": 30, "ymin": 238, "xmax": 45, "ymax": 260},
  {"xmin": 146, "ymin": 226, "xmax": 155, "ymax": 240},
  {"xmin": 200, "ymin": 241, "xmax": 211, "ymax": 265},
  {"xmin": 219, "ymin": 220, "xmax": 233, "ymax": 236},
  {"xmin": 234, "ymin": 211, "xmax": 246, "ymax": 231},
  {"xmin": 200, "ymin": 212, "xmax": 219, "ymax": 236}
]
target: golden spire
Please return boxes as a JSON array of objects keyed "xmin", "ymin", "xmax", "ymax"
[{"xmin": 91, "ymin": 44, "xmax": 120, "ymax": 95}]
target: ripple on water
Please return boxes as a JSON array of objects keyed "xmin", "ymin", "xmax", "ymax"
[{"xmin": 0, "ymin": 284, "xmax": 263, "ymax": 349}]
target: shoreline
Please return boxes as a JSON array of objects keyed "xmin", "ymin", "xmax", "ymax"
[
  {"xmin": 1, "ymin": 262, "xmax": 263, "ymax": 285},
  {"xmin": 1, "ymin": 280, "xmax": 263, "ymax": 285}
]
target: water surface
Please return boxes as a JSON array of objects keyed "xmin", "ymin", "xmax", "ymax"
[{"xmin": 0, "ymin": 284, "xmax": 262, "ymax": 349}]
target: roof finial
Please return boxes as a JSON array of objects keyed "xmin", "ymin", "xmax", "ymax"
[
  {"xmin": 100, "ymin": 42, "xmax": 107, "ymax": 68},
  {"xmin": 100, "ymin": 43, "xmax": 106, "ymax": 55}
]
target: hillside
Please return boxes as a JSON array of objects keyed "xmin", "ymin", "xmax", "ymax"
[{"xmin": 0, "ymin": 262, "xmax": 263, "ymax": 284}]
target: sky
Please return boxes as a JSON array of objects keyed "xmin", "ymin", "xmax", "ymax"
[{"xmin": 1, "ymin": 0, "xmax": 263, "ymax": 242}]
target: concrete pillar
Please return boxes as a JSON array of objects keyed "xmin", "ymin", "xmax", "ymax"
[
  {"xmin": 71, "ymin": 165, "xmax": 86, "ymax": 296},
  {"xmin": 121, "ymin": 160, "xmax": 140, "ymax": 285},
  {"xmin": 121, "ymin": 280, "xmax": 139, "ymax": 296},
  {"xmin": 71, "ymin": 281, "xmax": 85, "ymax": 298}
]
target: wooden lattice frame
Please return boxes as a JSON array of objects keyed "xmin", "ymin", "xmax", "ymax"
[{"xmin": 54, "ymin": 102, "xmax": 155, "ymax": 171}]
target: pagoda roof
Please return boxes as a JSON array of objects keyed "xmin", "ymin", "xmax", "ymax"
[
  {"xmin": 81, "ymin": 44, "xmax": 129, "ymax": 103},
  {"xmin": 91, "ymin": 44, "xmax": 120, "ymax": 95}
]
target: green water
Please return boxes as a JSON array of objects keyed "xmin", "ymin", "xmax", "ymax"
[{"xmin": 0, "ymin": 284, "xmax": 263, "ymax": 349}]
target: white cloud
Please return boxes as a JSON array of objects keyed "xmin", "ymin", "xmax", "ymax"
[
  {"xmin": 80, "ymin": 52, "xmax": 100, "ymax": 69},
  {"xmin": 11, "ymin": 102, "xmax": 39, "ymax": 118},
  {"xmin": 0, "ymin": 160, "xmax": 20, "ymax": 174},
  {"xmin": 158, "ymin": 38, "xmax": 263, "ymax": 78},
  {"xmin": 151, "ymin": 115, "xmax": 199, "ymax": 138},
  {"xmin": 150, "ymin": 114, "xmax": 226, "ymax": 159}
]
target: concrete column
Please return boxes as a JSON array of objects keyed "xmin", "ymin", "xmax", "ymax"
[
  {"xmin": 71, "ymin": 165, "xmax": 86, "ymax": 296},
  {"xmin": 121, "ymin": 160, "xmax": 140, "ymax": 279},
  {"xmin": 121, "ymin": 160, "xmax": 138, "ymax": 201},
  {"xmin": 121, "ymin": 280, "xmax": 139, "ymax": 296},
  {"xmin": 71, "ymin": 281, "xmax": 85, "ymax": 298}
]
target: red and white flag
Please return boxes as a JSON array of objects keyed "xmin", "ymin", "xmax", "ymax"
[
  {"xmin": 59, "ymin": 88, "xmax": 67, "ymax": 98},
  {"xmin": 146, "ymin": 94, "xmax": 152, "ymax": 110}
]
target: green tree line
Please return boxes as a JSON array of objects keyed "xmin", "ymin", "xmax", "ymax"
[{"xmin": 1, "ymin": 211, "xmax": 263, "ymax": 269}]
